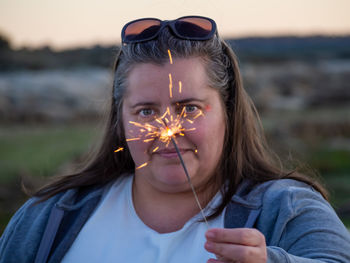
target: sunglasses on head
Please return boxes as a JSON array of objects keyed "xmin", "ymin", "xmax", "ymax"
[{"xmin": 121, "ymin": 15, "xmax": 217, "ymax": 44}]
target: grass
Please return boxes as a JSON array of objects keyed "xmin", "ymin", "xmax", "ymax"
[
  {"xmin": 0, "ymin": 123, "xmax": 98, "ymax": 183},
  {"xmin": 308, "ymin": 149, "xmax": 350, "ymax": 175},
  {"xmin": 298, "ymin": 146, "xmax": 350, "ymax": 211}
]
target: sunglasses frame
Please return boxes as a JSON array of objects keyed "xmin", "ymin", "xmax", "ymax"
[{"xmin": 121, "ymin": 15, "xmax": 217, "ymax": 44}]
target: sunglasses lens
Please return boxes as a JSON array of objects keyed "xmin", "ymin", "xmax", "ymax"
[
  {"xmin": 124, "ymin": 19, "xmax": 161, "ymax": 42},
  {"xmin": 175, "ymin": 17, "xmax": 213, "ymax": 38}
]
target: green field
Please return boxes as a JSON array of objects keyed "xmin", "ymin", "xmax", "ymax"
[{"xmin": 0, "ymin": 123, "xmax": 99, "ymax": 183}]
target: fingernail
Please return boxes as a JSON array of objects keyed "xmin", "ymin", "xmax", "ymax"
[{"xmin": 205, "ymin": 241, "xmax": 214, "ymax": 250}]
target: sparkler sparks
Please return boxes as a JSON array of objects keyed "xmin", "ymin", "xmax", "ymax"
[
  {"xmin": 167, "ymin": 49, "xmax": 173, "ymax": 64},
  {"xmin": 114, "ymin": 147, "xmax": 124, "ymax": 153},
  {"xmin": 127, "ymin": 105, "xmax": 196, "ymax": 148},
  {"xmin": 126, "ymin": 138, "xmax": 141, "ymax": 142},
  {"xmin": 152, "ymin": 146, "xmax": 159, "ymax": 152},
  {"xmin": 168, "ymin": 73, "xmax": 173, "ymax": 98},
  {"xmin": 193, "ymin": 110, "xmax": 204, "ymax": 119},
  {"xmin": 136, "ymin": 162, "xmax": 148, "ymax": 170}
]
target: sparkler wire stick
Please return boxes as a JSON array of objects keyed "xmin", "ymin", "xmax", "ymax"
[{"xmin": 170, "ymin": 137, "xmax": 209, "ymax": 228}]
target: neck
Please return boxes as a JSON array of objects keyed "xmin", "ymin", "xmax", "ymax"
[{"xmin": 132, "ymin": 176, "xmax": 216, "ymax": 233}]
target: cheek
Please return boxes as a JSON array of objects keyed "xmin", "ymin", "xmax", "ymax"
[
  {"xmin": 126, "ymin": 140, "xmax": 146, "ymax": 156},
  {"xmin": 182, "ymin": 118, "xmax": 205, "ymax": 145},
  {"xmin": 125, "ymin": 137, "xmax": 152, "ymax": 166},
  {"xmin": 123, "ymin": 116, "xmax": 150, "ymax": 162},
  {"xmin": 182, "ymin": 118, "xmax": 213, "ymax": 148},
  {"xmin": 183, "ymin": 113, "xmax": 226, "ymax": 154}
]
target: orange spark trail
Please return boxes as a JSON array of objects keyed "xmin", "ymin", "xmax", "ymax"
[
  {"xmin": 168, "ymin": 73, "xmax": 173, "ymax": 98},
  {"xmin": 114, "ymin": 147, "xmax": 124, "ymax": 153},
  {"xmin": 167, "ymin": 49, "xmax": 173, "ymax": 64},
  {"xmin": 126, "ymin": 138, "xmax": 141, "ymax": 142},
  {"xmin": 179, "ymin": 81, "xmax": 182, "ymax": 93},
  {"xmin": 152, "ymin": 146, "xmax": 159, "ymax": 152},
  {"xmin": 193, "ymin": 110, "xmax": 204, "ymax": 119},
  {"xmin": 136, "ymin": 162, "xmax": 148, "ymax": 170}
]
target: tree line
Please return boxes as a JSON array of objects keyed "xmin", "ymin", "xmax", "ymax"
[{"xmin": 1, "ymin": 33, "xmax": 350, "ymax": 71}]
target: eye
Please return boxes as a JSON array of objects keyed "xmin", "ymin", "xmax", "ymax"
[
  {"xmin": 184, "ymin": 105, "xmax": 198, "ymax": 114},
  {"xmin": 139, "ymin": 108, "xmax": 155, "ymax": 118}
]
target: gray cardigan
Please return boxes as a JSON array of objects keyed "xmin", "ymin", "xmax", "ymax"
[{"xmin": 1, "ymin": 178, "xmax": 350, "ymax": 263}]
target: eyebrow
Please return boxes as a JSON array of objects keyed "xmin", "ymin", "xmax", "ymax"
[
  {"xmin": 130, "ymin": 98, "xmax": 205, "ymax": 109},
  {"xmin": 176, "ymin": 98, "xmax": 205, "ymax": 104},
  {"xmin": 130, "ymin": 102, "xmax": 159, "ymax": 109}
]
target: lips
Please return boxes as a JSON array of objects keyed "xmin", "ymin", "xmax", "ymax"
[{"xmin": 153, "ymin": 148, "xmax": 189, "ymax": 158}]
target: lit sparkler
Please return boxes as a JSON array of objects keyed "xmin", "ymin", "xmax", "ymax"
[{"xmin": 126, "ymin": 105, "xmax": 197, "ymax": 147}]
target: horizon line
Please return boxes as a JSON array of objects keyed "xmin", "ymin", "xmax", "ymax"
[{"xmin": 7, "ymin": 32, "xmax": 350, "ymax": 52}]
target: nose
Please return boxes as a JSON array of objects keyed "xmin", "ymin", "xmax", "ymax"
[{"xmin": 158, "ymin": 104, "xmax": 185, "ymax": 123}]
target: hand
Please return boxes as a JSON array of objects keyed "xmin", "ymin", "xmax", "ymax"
[{"xmin": 204, "ymin": 228, "xmax": 267, "ymax": 263}]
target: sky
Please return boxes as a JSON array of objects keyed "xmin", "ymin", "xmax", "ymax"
[{"xmin": 0, "ymin": 0, "xmax": 350, "ymax": 50}]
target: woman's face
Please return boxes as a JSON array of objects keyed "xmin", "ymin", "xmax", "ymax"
[{"xmin": 122, "ymin": 57, "xmax": 226, "ymax": 193}]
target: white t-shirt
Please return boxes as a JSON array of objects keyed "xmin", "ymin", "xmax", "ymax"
[{"xmin": 62, "ymin": 175, "xmax": 225, "ymax": 263}]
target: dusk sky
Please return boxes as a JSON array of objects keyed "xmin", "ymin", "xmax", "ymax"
[{"xmin": 1, "ymin": 0, "xmax": 349, "ymax": 50}]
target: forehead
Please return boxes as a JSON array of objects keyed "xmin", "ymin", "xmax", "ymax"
[{"xmin": 124, "ymin": 57, "xmax": 210, "ymax": 100}]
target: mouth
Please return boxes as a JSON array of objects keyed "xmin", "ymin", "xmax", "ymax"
[{"xmin": 153, "ymin": 148, "xmax": 190, "ymax": 159}]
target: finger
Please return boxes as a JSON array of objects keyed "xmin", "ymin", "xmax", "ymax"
[
  {"xmin": 205, "ymin": 228, "xmax": 265, "ymax": 247},
  {"xmin": 205, "ymin": 241, "xmax": 264, "ymax": 262},
  {"xmin": 207, "ymin": 259, "xmax": 226, "ymax": 263},
  {"xmin": 215, "ymin": 255, "xmax": 237, "ymax": 263}
]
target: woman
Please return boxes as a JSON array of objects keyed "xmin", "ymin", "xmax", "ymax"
[{"xmin": 1, "ymin": 16, "xmax": 349, "ymax": 263}]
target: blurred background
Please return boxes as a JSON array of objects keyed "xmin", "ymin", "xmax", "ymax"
[{"xmin": 1, "ymin": 0, "xmax": 350, "ymax": 233}]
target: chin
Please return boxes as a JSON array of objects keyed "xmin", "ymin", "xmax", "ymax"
[{"xmin": 152, "ymin": 166, "xmax": 192, "ymax": 190}]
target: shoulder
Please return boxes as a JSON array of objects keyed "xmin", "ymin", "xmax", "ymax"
[
  {"xmin": 250, "ymin": 179, "xmax": 349, "ymax": 244},
  {"xmin": 255, "ymin": 179, "xmax": 334, "ymax": 221},
  {"xmin": 244, "ymin": 178, "xmax": 331, "ymax": 220},
  {"xmin": 225, "ymin": 179, "xmax": 321, "ymax": 229},
  {"xmin": 0, "ymin": 193, "xmax": 64, "ymax": 262},
  {"xmin": 0, "ymin": 183, "xmax": 106, "ymax": 262},
  {"xmin": 1, "ymin": 182, "xmax": 108, "ymax": 236},
  {"xmin": 232, "ymin": 179, "xmax": 337, "ymax": 241},
  {"xmin": 259, "ymin": 179, "xmax": 325, "ymax": 208},
  {"xmin": 3, "ymin": 192, "xmax": 65, "ymax": 235},
  {"xmin": 233, "ymin": 178, "xmax": 323, "ymax": 209}
]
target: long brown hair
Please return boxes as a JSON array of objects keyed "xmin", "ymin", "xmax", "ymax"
[{"xmin": 34, "ymin": 28, "xmax": 328, "ymax": 219}]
